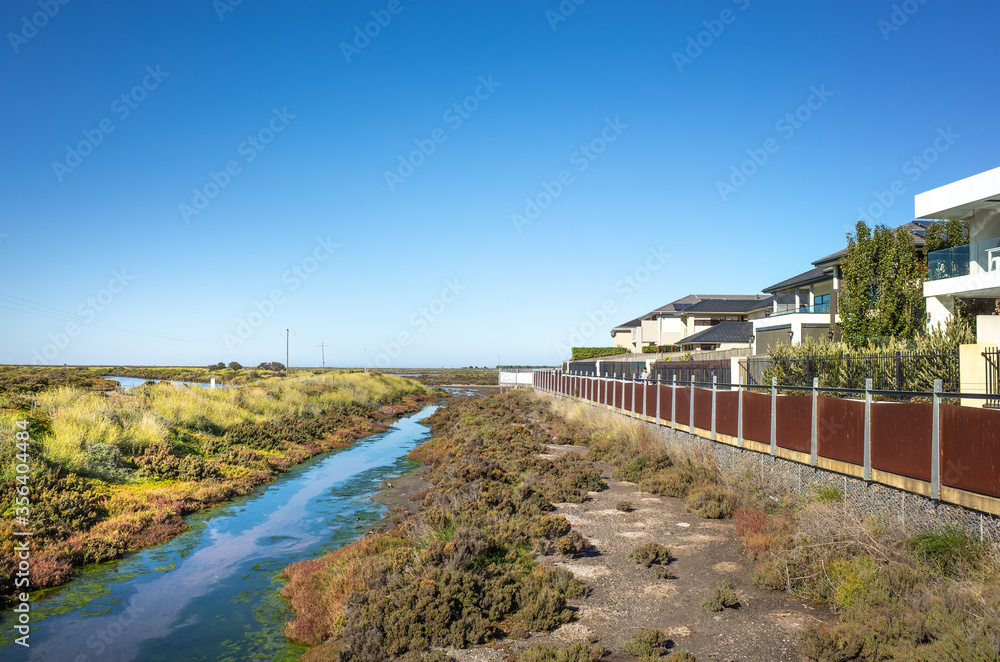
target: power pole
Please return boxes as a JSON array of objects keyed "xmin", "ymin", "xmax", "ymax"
[
  {"xmin": 281, "ymin": 329, "xmax": 295, "ymax": 377},
  {"xmin": 318, "ymin": 342, "xmax": 327, "ymax": 375},
  {"xmin": 364, "ymin": 348, "xmax": 368, "ymax": 373}
]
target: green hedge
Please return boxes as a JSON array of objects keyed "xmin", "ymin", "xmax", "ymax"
[
  {"xmin": 571, "ymin": 347, "xmax": 629, "ymax": 361},
  {"xmin": 642, "ymin": 345, "xmax": 681, "ymax": 354}
]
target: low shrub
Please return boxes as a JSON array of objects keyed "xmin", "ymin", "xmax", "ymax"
[
  {"xmin": 616, "ymin": 500, "xmax": 633, "ymax": 512},
  {"xmin": 84, "ymin": 443, "xmax": 134, "ymax": 482},
  {"xmin": 134, "ymin": 442, "xmax": 181, "ymax": 479},
  {"xmin": 518, "ymin": 642, "xmax": 603, "ymax": 662},
  {"xmin": 684, "ymin": 485, "xmax": 738, "ymax": 519},
  {"xmin": 664, "ymin": 650, "xmax": 696, "ymax": 662},
  {"xmin": 905, "ymin": 526, "xmax": 986, "ymax": 577},
  {"xmin": 701, "ymin": 579, "xmax": 738, "ymax": 612},
  {"xmin": 623, "ymin": 629, "xmax": 669, "ymax": 657},
  {"xmin": 813, "ymin": 485, "xmax": 843, "ymax": 503},
  {"xmin": 628, "ymin": 542, "xmax": 670, "ymax": 568}
]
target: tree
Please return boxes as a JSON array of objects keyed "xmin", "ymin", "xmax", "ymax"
[
  {"xmin": 924, "ymin": 218, "xmax": 969, "ymax": 254},
  {"xmin": 838, "ymin": 221, "xmax": 925, "ymax": 347},
  {"xmin": 228, "ymin": 361, "xmax": 242, "ymax": 371}
]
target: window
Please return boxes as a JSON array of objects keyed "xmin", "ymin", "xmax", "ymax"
[{"xmin": 814, "ymin": 294, "xmax": 830, "ymax": 312}]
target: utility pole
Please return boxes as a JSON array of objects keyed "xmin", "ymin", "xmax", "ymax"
[
  {"xmin": 318, "ymin": 342, "xmax": 327, "ymax": 375},
  {"xmin": 281, "ymin": 328, "xmax": 294, "ymax": 377},
  {"xmin": 364, "ymin": 348, "xmax": 368, "ymax": 373}
]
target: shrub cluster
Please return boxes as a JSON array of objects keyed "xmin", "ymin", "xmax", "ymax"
[{"xmin": 282, "ymin": 390, "xmax": 603, "ymax": 660}]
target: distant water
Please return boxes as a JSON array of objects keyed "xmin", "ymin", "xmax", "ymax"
[
  {"xmin": 0, "ymin": 405, "xmax": 438, "ymax": 662},
  {"xmin": 103, "ymin": 375, "xmax": 229, "ymax": 390}
]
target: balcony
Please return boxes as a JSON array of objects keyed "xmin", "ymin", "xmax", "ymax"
[
  {"xmin": 928, "ymin": 236, "xmax": 1000, "ymax": 281},
  {"xmin": 768, "ymin": 303, "xmax": 831, "ymax": 317}
]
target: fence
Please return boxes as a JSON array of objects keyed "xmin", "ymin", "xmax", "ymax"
[
  {"xmin": 498, "ymin": 368, "xmax": 534, "ymax": 387},
  {"xmin": 650, "ymin": 359, "xmax": 730, "ymax": 385},
  {"xmin": 533, "ymin": 369, "xmax": 1000, "ymax": 516},
  {"xmin": 985, "ymin": 348, "xmax": 1000, "ymax": 409},
  {"xmin": 743, "ymin": 351, "xmax": 959, "ymax": 393},
  {"xmin": 572, "ymin": 346, "xmax": 750, "ymax": 366}
]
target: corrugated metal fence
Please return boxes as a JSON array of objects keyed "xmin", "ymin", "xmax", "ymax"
[{"xmin": 532, "ymin": 369, "xmax": 1000, "ymax": 514}]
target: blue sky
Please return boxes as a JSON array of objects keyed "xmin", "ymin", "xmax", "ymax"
[{"xmin": 1, "ymin": 0, "xmax": 998, "ymax": 369}]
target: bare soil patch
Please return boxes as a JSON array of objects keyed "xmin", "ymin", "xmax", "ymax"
[{"xmin": 448, "ymin": 444, "xmax": 829, "ymax": 661}]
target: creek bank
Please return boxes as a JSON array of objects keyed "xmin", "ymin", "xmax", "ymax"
[{"xmin": 0, "ymin": 377, "xmax": 435, "ymax": 603}]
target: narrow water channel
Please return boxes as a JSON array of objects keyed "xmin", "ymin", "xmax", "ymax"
[{"xmin": 2, "ymin": 405, "xmax": 438, "ymax": 662}]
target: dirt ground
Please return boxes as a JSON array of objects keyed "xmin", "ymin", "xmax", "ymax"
[{"xmin": 371, "ymin": 440, "xmax": 830, "ymax": 662}]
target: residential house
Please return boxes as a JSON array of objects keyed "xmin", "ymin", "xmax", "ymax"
[
  {"xmin": 635, "ymin": 294, "xmax": 703, "ymax": 347},
  {"xmin": 611, "ymin": 316, "xmax": 643, "ymax": 352},
  {"xmin": 919, "ymin": 166, "xmax": 1000, "ymax": 332},
  {"xmin": 752, "ymin": 220, "xmax": 930, "ymax": 353},
  {"xmin": 675, "ymin": 297, "xmax": 773, "ymax": 351}
]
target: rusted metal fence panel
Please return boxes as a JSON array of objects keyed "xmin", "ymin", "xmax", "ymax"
[
  {"xmin": 659, "ymin": 385, "xmax": 672, "ymax": 422},
  {"xmin": 693, "ymin": 387, "xmax": 713, "ymax": 431},
  {"xmin": 941, "ymin": 404, "xmax": 1000, "ymax": 498},
  {"xmin": 674, "ymin": 387, "xmax": 690, "ymax": 426},
  {"xmin": 642, "ymin": 383, "xmax": 655, "ymax": 417},
  {"xmin": 742, "ymin": 391, "xmax": 771, "ymax": 445},
  {"xmin": 716, "ymin": 391, "xmax": 739, "ymax": 437},
  {"xmin": 870, "ymin": 402, "xmax": 932, "ymax": 481},
  {"xmin": 776, "ymin": 395, "xmax": 811, "ymax": 453},
  {"xmin": 817, "ymin": 397, "xmax": 864, "ymax": 465},
  {"xmin": 623, "ymin": 382, "xmax": 633, "ymax": 412}
]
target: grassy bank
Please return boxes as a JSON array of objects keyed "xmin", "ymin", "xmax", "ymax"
[
  {"xmin": 281, "ymin": 389, "xmax": 605, "ymax": 661},
  {"xmin": 543, "ymin": 394, "xmax": 1000, "ymax": 661},
  {"xmin": 0, "ymin": 372, "xmax": 432, "ymax": 600}
]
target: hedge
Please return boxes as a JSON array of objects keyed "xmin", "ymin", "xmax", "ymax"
[{"xmin": 571, "ymin": 347, "xmax": 629, "ymax": 361}]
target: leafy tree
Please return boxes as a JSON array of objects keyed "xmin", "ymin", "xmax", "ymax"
[
  {"xmin": 924, "ymin": 218, "xmax": 969, "ymax": 254},
  {"xmin": 228, "ymin": 361, "xmax": 242, "ymax": 370},
  {"xmin": 258, "ymin": 361, "xmax": 285, "ymax": 372},
  {"xmin": 838, "ymin": 221, "xmax": 925, "ymax": 347}
]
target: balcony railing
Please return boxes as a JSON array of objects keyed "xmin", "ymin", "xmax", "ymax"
[
  {"xmin": 768, "ymin": 303, "xmax": 831, "ymax": 317},
  {"xmin": 927, "ymin": 236, "xmax": 1000, "ymax": 281}
]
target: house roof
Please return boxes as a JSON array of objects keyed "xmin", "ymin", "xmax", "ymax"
[
  {"xmin": 681, "ymin": 297, "xmax": 770, "ymax": 315},
  {"xmin": 915, "ymin": 166, "xmax": 1000, "ymax": 219},
  {"xmin": 812, "ymin": 220, "xmax": 929, "ymax": 267},
  {"xmin": 677, "ymin": 321, "xmax": 752, "ymax": 346},
  {"xmin": 644, "ymin": 294, "xmax": 703, "ymax": 317},
  {"xmin": 611, "ymin": 316, "xmax": 643, "ymax": 332},
  {"xmin": 763, "ymin": 266, "xmax": 834, "ymax": 293}
]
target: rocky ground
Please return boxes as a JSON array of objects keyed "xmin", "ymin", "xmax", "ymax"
[{"xmin": 428, "ymin": 443, "xmax": 831, "ymax": 662}]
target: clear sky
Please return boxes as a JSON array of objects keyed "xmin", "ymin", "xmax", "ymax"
[{"xmin": 1, "ymin": 0, "xmax": 998, "ymax": 369}]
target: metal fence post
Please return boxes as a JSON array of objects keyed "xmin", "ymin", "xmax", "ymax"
[
  {"xmin": 711, "ymin": 376, "xmax": 717, "ymax": 441},
  {"xmin": 690, "ymin": 375, "xmax": 695, "ymax": 432},
  {"xmin": 932, "ymin": 378, "xmax": 941, "ymax": 500},
  {"xmin": 655, "ymin": 377, "xmax": 661, "ymax": 424},
  {"xmin": 671, "ymin": 375, "xmax": 677, "ymax": 431},
  {"xmin": 737, "ymin": 382, "xmax": 744, "ymax": 448},
  {"xmin": 810, "ymin": 377, "xmax": 818, "ymax": 467},
  {"xmin": 864, "ymin": 377, "xmax": 872, "ymax": 481},
  {"xmin": 632, "ymin": 375, "xmax": 638, "ymax": 417},
  {"xmin": 642, "ymin": 378, "xmax": 648, "ymax": 420},
  {"xmin": 770, "ymin": 376, "xmax": 777, "ymax": 456},
  {"xmin": 612, "ymin": 375, "xmax": 617, "ymax": 410}
]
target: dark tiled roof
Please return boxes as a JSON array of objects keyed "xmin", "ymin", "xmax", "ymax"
[
  {"xmin": 678, "ymin": 321, "xmax": 752, "ymax": 346},
  {"xmin": 646, "ymin": 294, "xmax": 703, "ymax": 316},
  {"xmin": 611, "ymin": 316, "xmax": 643, "ymax": 332},
  {"xmin": 763, "ymin": 266, "xmax": 834, "ymax": 293},
  {"xmin": 812, "ymin": 221, "xmax": 928, "ymax": 266},
  {"xmin": 681, "ymin": 297, "xmax": 769, "ymax": 314}
]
